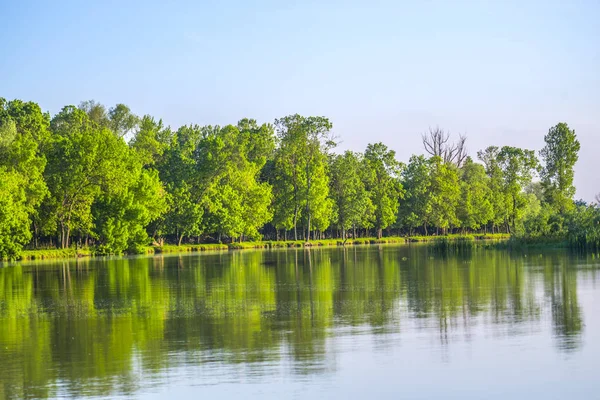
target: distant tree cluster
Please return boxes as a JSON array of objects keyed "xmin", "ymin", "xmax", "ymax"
[{"xmin": 0, "ymin": 97, "xmax": 596, "ymax": 258}]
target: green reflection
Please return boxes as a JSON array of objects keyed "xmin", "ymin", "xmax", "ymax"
[{"xmin": 0, "ymin": 246, "xmax": 593, "ymax": 399}]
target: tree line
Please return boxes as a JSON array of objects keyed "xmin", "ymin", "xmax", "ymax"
[{"xmin": 0, "ymin": 97, "xmax": 597, "ymax": 258}]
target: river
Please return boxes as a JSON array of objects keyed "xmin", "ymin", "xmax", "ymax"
[{"xmin": 1, "ymin": 245, "xmax": 598, "ymax": 399}]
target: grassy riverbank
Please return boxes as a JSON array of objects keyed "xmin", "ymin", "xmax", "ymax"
[
  {"xmin": 5, "ymin": 233, "xmax": 512, "ymax": 262},
  {"xmin": 17, "ymin": 248, "xmax": 94, "ymax": 261}
]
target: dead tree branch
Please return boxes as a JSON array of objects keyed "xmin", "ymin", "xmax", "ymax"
[{"xmin": 422, "ymin": 127, "xmax": 468, "ymax": 167}]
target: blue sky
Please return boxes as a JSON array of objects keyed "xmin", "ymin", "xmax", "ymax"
[{"xmin": 1, "ymin": 0, "xmax": 598, "ymax": 199}]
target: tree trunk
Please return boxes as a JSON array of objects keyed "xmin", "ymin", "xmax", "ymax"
[
  {"xmin": 60, "ymin": 221, "xmax": 65, "ymax": 249},
  {"xmin": 377, "ymin": 228, "xmax": 382, "ymax": 239},
  {"xmin": 305, "ymin": 156, "xmax": 311, "ymax": 242},
  {"xmin": 33, "ymin": 222, "xmax": 38, "ymax": 249},
  {"xmin": 293, "ymin": 204, "xmax": 298, "ymax": 241}
]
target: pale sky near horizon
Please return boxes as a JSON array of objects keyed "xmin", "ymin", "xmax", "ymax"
[{"xmin": 1, "ymin": 0, "xmax": 598, "ymax": 200}]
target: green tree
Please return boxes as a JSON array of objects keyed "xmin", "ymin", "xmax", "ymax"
[
  {"xmin": 198, "ymin": 122, "xmax": 274, "ymax": 241},
  {"xmin": 264, "ymin": 158, "xmax": 295, "ymax": 239},
  {"xmin": 0, "ymin": 99, "xmax": 50, "ymax": 256},
  {"xmin": 363, "ymin": 143, "xmax": 403, "ymax": 238},
  {"xmin": 273, "ymin": 115, "xmax": 334, "ymax": 240},
  {"xmin": 477, "ymin": 146, "xmax": 509, "ymax": 233},
  {"xmin": 0, "ymin": 168, "xmax": 31, "ymax": 259},
  {"xmin": 428, "ymin": 156, "xmax": 460, "ymax": 234},
  {"xmin": 158, "ymin": 125, "xmax": 203, "ymax": 244},
  {"xmin": 329, "ymin": 151, "xmax": 372, "ymax": 239},
  {"xmin": 108, "ymin": 104, "xmax": 139, "ymax": 138},
  {"xmin": 92, "ymin": 154, "xmax": 167, "ymax": 254},
  {"xmin": 130, "ymin": 115, "xmax": 172, "ymax": 167},
  {"xmin": 165, "ymin": 183, "xmax": 202, "ymax": 245},
  {"xmin": 301, "ymin": 117, "xmax": 334, "ymax": 241},
  {"xmin": 457, "ymin": 157, "xmax": 493, "ymax": 232},
  {"xmin": 45, "ymin": 106, "xmax": 125, "ymax": 248},
  {"xmin": 271, "ymin": 116, "xmax": 304, "ymax": 239},
  {"xmin": 540, "ymin": 123, "xmax": 580, "ymax": 213},
  {"xmin": 482, "ymin": 146, "xmax": 539, "ymax": 233},
  {"xmin": 399, "ymin": 155, "xmax": 432, "ymax": 235}
]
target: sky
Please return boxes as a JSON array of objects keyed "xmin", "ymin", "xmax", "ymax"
[{"xmin": 1, "ymin": 0, "xmax": 599, "ymax": 200}]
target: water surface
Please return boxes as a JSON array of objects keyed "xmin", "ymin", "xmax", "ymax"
[{"xmin": 1, "ymin": 245, "xmax": 599, "ymax": 399}]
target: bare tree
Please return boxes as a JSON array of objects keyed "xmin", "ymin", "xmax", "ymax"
[
  {"xmin": 422, "ymin": 126, "xmax": 468, "ymax": 167},
  {"xmin": 595, "ymin": 193, "xmax": 600, "ymax": 206}
]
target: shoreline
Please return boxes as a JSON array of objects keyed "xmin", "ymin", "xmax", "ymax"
[{"xmin": 6, "ymin": 234, "xmax": 512, "ymax": 262}]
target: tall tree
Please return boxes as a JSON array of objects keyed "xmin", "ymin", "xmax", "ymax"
[
  {"xmin": 329, "ymin": 151, "xmax": 372, "ymax": 239},
  {"xmin": 457, "ymin": 157, "xmax": 493, "ymax": 232},
  {"xmin": 158, "ymin": 125, "xmax": 203, "ymax": 244},
  {"xmin": 428, "ymin": 156, "xmax": 460, "ymax": 234},
  {"xmin": 364, "ymin": 143, "xmax": 403, "ymax": 238},
  {"xmin": 540, "ymin": 123, "xmax": 580, "ymax": 213},
  {"xmin": 478, "ymin": 146, "xmax": 509, "ymax": 232},
  {"xmin": 399, "ymin": 155, "xmax": 432, "ymax": 235},
  {"xmin": 273, "ymin": 115, "xmax": 334, "ymax": 240},
  {"xmin": 91, "ymin": 143, "xmax": 167, "ymax": 254},
  {"xmin": 272, "ymin": 115, "xmax": 304, "ymax": 240},
  {"xmin": 0, "ymin": 99, "xmax": 49, "ymax": 255},
  {"xmin": 45, "ymin": 106, "xmax": 125, "ymax": 248},
  {"xmin": 301, "ymin": 117, "xmax": 334, "ymax": 241},
  {"xmin": 0, "ymin": 169, "xmax": 31, "ymax": 259},
  {"xmin": 479, "ymin": 146, "xmax": 539, "ymax": 233},
  {"xmin": 0, "ymin": 99, "xmax": 49, "ymax": 209},
  {"xmin": 200, "ymin": 123, "xmax": 274, "ymax": 241}
]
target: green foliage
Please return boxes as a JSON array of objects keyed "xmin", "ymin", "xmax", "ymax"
[
  {"xmin": 398, "ymin": 155, "xmax": 432, "ymax": 233},
  {"xmin": 199, "ymin": 123, "xmax": 274, "ymax": 241},
  {"xmin": 540, "ymin": 123, "xmax": 580, "ymax": 213},
  {"xmin": 94, "ymin": 168, "xmax": 167, "ymax": 254},
  {"xmin": 130, "ymin": 115, "xmax": 172, "ymax": 167},
  {"xmin": 108, "ymin": 103, "xmax": 139, "ymax": 138},
  {"xmin": 157, "ymin": 125, "xmax": 203, "ymax": 244},
  {"xmin": 45, "ymin": 106, "xmax": 123, "ymax": 247},
  {"xmin": 428, "ymin": 156, "xmax": 460, "ymax": 232},
  {"xmin": 0, "ymin": 96, "xmax": 589, "ymax": 255},
  {"xmin": 565, "ymin": 204, "xmax": 600, "ymax": 250},
  {"xmin": 0, "ymin": 169, "xmax": 31, "ymax": 259},
  {"xmin": 478, "ymin": 145, "xmax": 540, "ymax": 232},
  {"xmin": 272, "ymin": 115, "xmax": 334, "ymax": 240},
  {"xmin": 43, "ymin": 103, "xmax": 167, "ymax": 253},
  {"xmin": 165, "ymin": 183, "xmax": 203, "ymax": 245},
  {"xmin": 329, "ymin": 151, "xmax": 372, "ymax": 238},
  {"xmin": 457, "ymin": 157, "xmax": 493, "ymax": 230},
  {"xmin": 0, "ymin": 99, "xmax": 49, "ymax": 257},
  {"xmin": 363, "ymin": 142, "xmax": 403, "ymax": 238}
]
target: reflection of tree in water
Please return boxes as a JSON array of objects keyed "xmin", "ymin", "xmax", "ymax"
[
  {"xmin": 541, "ymin": 254, "xmax": 583, "ymax": 352},
  {"xmin": 0, "ymin": 247, "xmax": 593, "ymax": 398}
]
